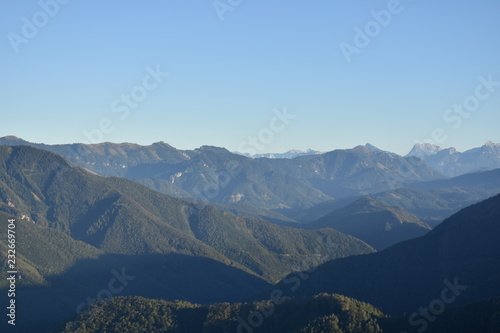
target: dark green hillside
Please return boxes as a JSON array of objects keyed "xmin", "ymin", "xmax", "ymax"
[
  {"xmin": 55, "ymin": 293, "xmax": 500, "ymax": 333},
  {"xmin": 0, "ymin": 146, "xmax": 237, "ymax": 262},
  {"xmin": 0, "ymin": 209, "xmax": 271, "ymax": 332},
  {"xmin": 55, "ymin": 294, "xmax": 386, "ymax": 333},
  {"xmin": 0, "ymin": 144, "xmax": 373, "ymax": 330},
  {"xmin": 0, "ymin": 211, "xmax": 103, "ymax": 287},
  {"xmin": 185, "ymin": 205, "xmax": 374, "ymax": 281},
  {"xmin": 0, "ymin": 145, "xmax": 373, "ymax": 283},
  {"xmin": 54, "ymin": 295, "xmax": 500, "ymax": 333}
]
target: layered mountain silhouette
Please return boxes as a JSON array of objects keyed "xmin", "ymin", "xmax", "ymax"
[
  {"xmin": 0, "ymin": 145, "xmax": 373, "ymax": 283},
  {"xmin": 406, "ymin": 141, "xmax": 500, "ymax": 177},
  {"xmin": 307, "ymin": 197, "xmax": 431, "ymax": 250},
  {"xmin": 296, "ymin": 168, "xmax": 500, "ymax": 228},
  {"xmin": 0, "ymin": 145, "xmax": 377, "ymax": 332},
  {"xmin": 0, "ymin": 139, "xmax": 498, "ymax": 332},
  {"xmin": 269, "ymin": 193, "xmax": 500, "ymax": 314},
  {"xmin": 0, "ymin": 137, "xmax": 444, "ymax": 211},
  {"xmin": 376, "ymin": 168, "xmax": 500, "ymax": 226}
]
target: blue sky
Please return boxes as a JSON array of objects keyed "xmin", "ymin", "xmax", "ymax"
[{"xmin": 1, "ymin": 0, "xmax": 499, "ymax": 155}]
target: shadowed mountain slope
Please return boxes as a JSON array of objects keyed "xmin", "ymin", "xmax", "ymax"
[
  {"xmin": 269, "ymin": 194, "xmax": 500, "ymax": 314},
  {"xmin": 308, "ymin": 197, "xmax": 431, "ymax": 250}
]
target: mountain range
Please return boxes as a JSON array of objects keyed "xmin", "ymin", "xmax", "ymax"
[
  {"xmin": 0, "ymin": 145, "xmax": 374, "ymax": 283},
  {"xmin": 283, "ymin": 167, "xmax": 500, "ymax": 230},
  {"xmin": 269, "ymin": 193, "xmax": 500, "ymax": 314},
  {"xmin": 1, "ymin": 137, "xmax": 499, "ymax": 239},
  {"xmin": 1, "ymin": 137, "xmax": 498, "ymax": 217},
  {"xmin": 0, "ymin": 145, "xmax": 374, "ymax": 332},
  {"xmin": 0, "ymin": 136, "xmax": 446, "ymax": 211},
  {"xmin": 406, "ymin": 141, "xmax": 500, "ymax": 177},
  {"xmin": 0, "ymin": 138, "xmax": 499, "ymax": 332}
]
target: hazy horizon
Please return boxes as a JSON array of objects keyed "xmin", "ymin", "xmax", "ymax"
[
  {"xmin": 2, "ymin": 0, "xmax": 499, "ymax": 156},
  {"xmin": 1, "ymin": 134, "xmax": 499, "ymax": 157}
]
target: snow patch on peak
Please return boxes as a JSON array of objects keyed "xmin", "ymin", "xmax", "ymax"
[
  {"xmin": 484, "ymin": 141, "xmax": 498, "ymax": 147},
  {"xmin": 406, "ymin": 143, "xmax": 443, "ymax": 158}
]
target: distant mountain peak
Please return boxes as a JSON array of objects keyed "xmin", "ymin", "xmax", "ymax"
[
  {"xmin": 2, "ymin": 135, "xmax": 22, "ymax": 140},
  {"xmin": 445, "ymin": 147, "xmax": 457, "ymax": 153},
  {"xmin": 364, "ymin": 143, "xmax": 399, "ymax": 156},
  {"xmin": 352, "ymin": 145, "xmax": 372, "ymax": 153},
  {"xmin": 239, "ymin": 149, "xmax": 323, "ymax": 159},
  {"xmin": 364, "ymin": 143, "xmax": 382, "ymax": 152},
  {"xmin": 484, "ymin": 141, "xmax": 498, "ymax": 147},
  {"xmin": 289, "ymin": 148, "xmax": 316, "ymax": 154},
  {"xmin": 196, "ymin": 145, "xmax": 232, "ymax": 154},
  {"xmin": 1, "ymin": 135, "xmax": 29, "ymax": 144},
  {"xmin": 151, "ymin": 141, "xmax": 175, "ymax": 149},
  {"xmin": 406, "ymin": 143, "xmax": 444, "ymax": 158}
]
